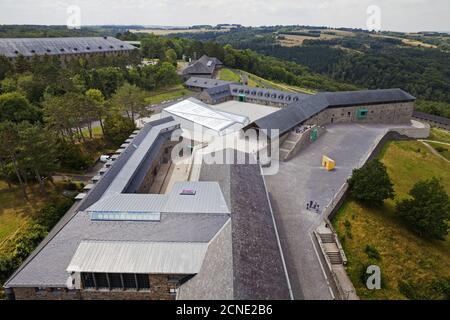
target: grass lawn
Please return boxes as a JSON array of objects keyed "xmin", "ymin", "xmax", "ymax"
[
  {"xmin": 427, "ymin": 141, "xmax": 450, "ymax": 161},
  {"xmin": 80, "ymin": 126, "xmax": 103, "ymax": 139},
  {"xmin": 218, "ymin": 68, "xmax": 241, "ymax": 82},
  {"xmin": 0, "ymin": 181, "xmax": 48, "ymax": 248},
  {"xmin": 332, "ymin": 140, "xmax": 450, "ymax": 300},
  {"xmin": 144, "ymin": 85, "xmax": 194, "ymax": 105},
  {"xmin": 428, "ymin": 127, "xmax": 450, "ymax": 144}
]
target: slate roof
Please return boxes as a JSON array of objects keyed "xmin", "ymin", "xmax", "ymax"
[
  {"xmin": 0, "ymin": 37, "xmax": 136, "ymax": 58},
  {"xmin": 183, "ymin": 149, "xmax": 291, "ymax": 300},
  {"xmin": 4, "ymin": 117, "xmax": 229, "ymax": 288},
  {"xmin": 185, "ymin": 77, "xmax": 233, "ymax": 89},
  {"xmin": 253, "ymin": 88, "xmax": 416, "ymax": 137},
  {"xmin": 229, "ymin": 84, "xmax": 310, "ymax": 105},
  {"xmin": 413, "ymin": 111, "xmax": 450, "ymax": 125},
  {"xmin": 182, "ymin": 55, "xmax": 221, "ymax": 76}
]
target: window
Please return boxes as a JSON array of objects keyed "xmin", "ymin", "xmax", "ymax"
[
  {"xmin": 82, "ymin": 273, "xmax": 95, "ymax": 288},
  {"xmin": 108, "ymin": 273, "xmax": 123, "ymax": 289},
  {"xmin": 136, "ymin": 274, "xmax": 150, "ymax": 290},
  {"xmin": 122, "ymin": 273, "xmax": 136, "ymax": 289},
  {"xmin": 94, "ymin": 273, "xmax": 109, "ymax": 289}
]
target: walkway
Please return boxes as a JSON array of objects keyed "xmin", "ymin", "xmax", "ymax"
[{"xmin": 265, "ymin": 123, "xmax": 410, "ymax": 299}]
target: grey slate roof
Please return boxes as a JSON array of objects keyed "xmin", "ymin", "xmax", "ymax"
[
  {"xmin": 229, "ymin": 84, "xmax": 310, "ymax": 105},
  {"xmin": 185, "ymin": 77, "xmax": 233, "ymax": 89},
  {"xmin": 189, "ymin": 150, "xmax": 291, "ymax": 300},
  {"xmin": 253, "ymin": 88, "xmax": 416, "ymax": 137},
  {"xmin": 182, "ymin": 55, "xmax": 221, "ymax": 76},
  {"xmin": 4, "ymin": 117, "xmax": 229, "ymax": 288},
  {"xmin": 0, "ymin": 37, "xmax": 136, "ymax": 58},
  {"xmin": 413, "ymin": 111, "xmax": 450, "ymax": 125},
  {"xmin": 319, "ymin": 88, "xmax": 415, "ymax": 108},
  {"xmin": 205, "ymin": 83, "xmax": 233, "ymax": 100}
]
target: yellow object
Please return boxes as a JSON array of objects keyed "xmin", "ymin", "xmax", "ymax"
[{"xmin": 322, "ymin": 155, "xmax": 335, "ymax": 171}]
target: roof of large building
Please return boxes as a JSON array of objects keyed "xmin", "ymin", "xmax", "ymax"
[
  {"xmin": 0, "ymin": 37, "xmax": 136, "ymax": 58},
  {"xmin": 4, "ymin": 118, "xmax": 230, "ymax": 288},
  {"xmin": 182, "ymin": 55, "xmax": 222, "ymax": 76},
  {"xmin": 162, "ymin": 97, "xmax": 249, "ymax": 135},
  {"xmin": 67, "ymin": 241, "xmax": 209, "ymax": 275},
  {"xmin": 185, "ymin": 77, "xmax": 233, "ymax": 89},
  {"xmin": 178, "ymin": 150, "xmax": 291, "ymax": 300},
  {"xmin": 413, "ymin": 111, "xmax": 450, "ymax": 125},
  {"xmin": 253, "ymin": 88, "xmax": 416, "ymax": 137}
]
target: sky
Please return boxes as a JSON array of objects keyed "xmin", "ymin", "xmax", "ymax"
[{"xmin": 1, "ymin": 0, "xmax": 449, "ymax": 32}]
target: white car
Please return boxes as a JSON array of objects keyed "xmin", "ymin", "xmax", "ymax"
[{"xmin": 99, "ymin": 155, "xmax": 110, "ymax": 163}]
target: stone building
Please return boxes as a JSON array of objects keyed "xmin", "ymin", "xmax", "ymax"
[{"xmin": 0, "ymin": 37, "xmax": 137, "ymax": 63}]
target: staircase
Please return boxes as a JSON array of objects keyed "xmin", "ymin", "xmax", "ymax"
[
  {"xmin": 279, "ymin": 132, "xmax": 300, "ymax": 161},
  {"xmin": 317, "ymin": 233, "xmax": 344, "ymax": 265}
]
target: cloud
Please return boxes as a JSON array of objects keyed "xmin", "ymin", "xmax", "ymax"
[{"xmin": 0, "ymin": 0, "xmax": 449, "ymax": 32}]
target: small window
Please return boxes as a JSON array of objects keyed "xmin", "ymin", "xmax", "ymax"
[
  {"xmin": 82, "ymin": 273, "xmax": 95, "ymax": 289},
  {"xmin": 86, "ymin": 46, "xmax": 90, "ymax": 50},
  {"xmin": 94, "ymin": 273, "xmax": 109, "ymax": 289},
  {"xmin": 108, "ymin": 273, "xmax": 123, "ymax": 289},
  {"xmin": 180, "ymin": 189, "xmax": 196, "ymax": 195},
  {"xmin": 122, "ymin": 273, "xmax": 136, "ymax": 289},
  {"xmin": 136, "ymin": 274, "xmax": 150, "ymax": 290}
]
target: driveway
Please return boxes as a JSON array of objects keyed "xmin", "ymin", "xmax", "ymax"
[{"xmin": 266, "ymin": 123, "xmax": 401, "ymax": 299}]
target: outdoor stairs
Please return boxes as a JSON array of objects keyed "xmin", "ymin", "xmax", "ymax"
[
  {"xmin": 279, "ymin": 132, "xmax": 300, "ymax": 161},
  {"xmin": 318, "ymin": 233, "xmax": 344, "ymax": 265}
]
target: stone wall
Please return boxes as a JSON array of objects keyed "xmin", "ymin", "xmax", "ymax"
[
  {"xmin": 305, "ymin": 102, "xmax": 414, "ymax": 126},
  {"xmin": 11, "ymin": 275, "xmax": 178, "ymax": 300}
]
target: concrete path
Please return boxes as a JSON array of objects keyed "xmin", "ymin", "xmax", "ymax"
[{"xmin": 265, "ymin": 123, "xmax": 400, "ymax": 300}]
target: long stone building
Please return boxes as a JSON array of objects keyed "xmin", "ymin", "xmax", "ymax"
[{"xmin": 0, "ymin": 37, "xmax": 137, "ymax": 62}]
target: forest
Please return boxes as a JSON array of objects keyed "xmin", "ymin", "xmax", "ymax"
[{"xmin": 174, "ymin": 26, "xmax": 450, "ymax": 118}]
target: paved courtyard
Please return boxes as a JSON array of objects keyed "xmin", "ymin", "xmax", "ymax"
[{"xmin": 265, "ymin": 123, "xmax": 408, "ymax": 300}]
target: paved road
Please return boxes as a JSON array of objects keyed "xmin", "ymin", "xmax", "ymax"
[{"xmin": 265, "ymin": 123, "xmax": 399, "ymax": 300}]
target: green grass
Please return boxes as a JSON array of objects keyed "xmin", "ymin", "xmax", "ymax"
[
  {"xmin": 0, "ymin": 181, "xmax": 46, "ymax": 247},
  {"xmin": 80, "ymin": 126, "xmax": 103, "ymax": 139},
  {"xmin": 218, "ymin": 68, "xmax": 241, "ymax": 82},
  {"xmin": 428, "ymin": 127, "xmax": 450, "ymax": 144},
  {"xmin": 427, "ymin": 141, "xmax": 450, "ymax": 161},
  {"xmin": 144, "ymin": 85, "xmax": 194, "ymax": 105},
  {"xmin": 332, "ymin": 140, "xmax": 450, "ymax": 300}
]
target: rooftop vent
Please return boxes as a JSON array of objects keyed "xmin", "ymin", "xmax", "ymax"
[
  {"xmin": 86, "ymin": 46, "xmax": 90, "ymax": 50},
  {"xmin": 60, "ymin": 48, "xmax": 65, "ymax": 52},
  {"xmin": 98, "ymin": 46, "xmax": 102, "ymax": 49},
  {"xmin": 31, "ymin": 50, "xmax": 36, "ymax": 53},
  {"xmin": 46, "ymin": 49, "xmax": 51, "ymax": 53},
  {"xmin": 73, "ymin": 47, "xmax": 78, "ymax": 51},
  {"xmin": 180, "ymin": 189, "xmax": 196, "ymax": 196},
  {"xmin": 14, "ymin": 50, "xmax": 19, "ymax": 54}
]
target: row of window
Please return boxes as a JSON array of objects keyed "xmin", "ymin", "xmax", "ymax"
[
  {"xmin": 231, "ymin": 87, "xmax": 301, "ymax": 102},
  {"xmin": 82, "ymin": 272, "xmax": 150, "ymax": 291},
  {"xmin": 12, "ymin": 45, "xmax": 126, "ymax": 55}
]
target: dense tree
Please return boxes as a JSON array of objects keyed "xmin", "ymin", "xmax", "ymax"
[
  {"xmin": 0, "ymin": 121, "xmax": 28, "ymax": 200},
  {"xmin": 103, "ymin": 111, "xmax": 136, "ymax": 146},
  {"xmin": 164, "ymin": 48, "xmax": 178, "ymax": 65},
  {"xmin": 397, "ymin": 178, "xmax": 450, "ymax": 240},
  {"xmin": 18, "ymin": 122, "xmax": 59, "ymax": 196},
  {"xmin": 110, "ymin": 83, "xmax": 149, "ymax": 123},
  {"xmin": 0, "ymin": 92, "xmax": 40, "ymax": 123},
  {"xmin": 90, "ymin": 67, "xmax": 125, "ymax": 98},
  {"xmin": 347, "ymin": 159, "xmax": 395, "ymax": 206},
  {"xmin": 0, "ymin": 55, "xmax": 13, "ymax": 80},
  {"xmin": 86, "ymin": 88, "xmax": 106, "ymax": 135}
]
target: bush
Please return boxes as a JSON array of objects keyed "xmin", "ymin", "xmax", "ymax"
[
  {"xmin": 365, "ymin": 245, "xmax": 381, "ymax": 260},
  {"xmin": 35, "ymin": 198, "xmax": 74, "ymax": 231},
  {"xmin": 347, "ymin": 159, "xmax": 395, "ymax": 206},
  {"xmin": 435, "ymin": 146, "xmax": 447, "ymax": 153},
  {"xmin": 397, "ymin": 178, "xmax": 450, "ymax": 240},
  {"xmin": 399, "ymin": 278, "xmax": 450, "ymax": 300}
]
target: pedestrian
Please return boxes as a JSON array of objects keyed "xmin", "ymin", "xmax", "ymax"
[{"xmin": 306, "ymin": 203, "xmax": 309, "ymax": 210}]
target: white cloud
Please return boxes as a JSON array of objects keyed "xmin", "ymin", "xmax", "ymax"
[{"xmin": 0, "ymin": 0, "xmax": 449, "ymax": 32}]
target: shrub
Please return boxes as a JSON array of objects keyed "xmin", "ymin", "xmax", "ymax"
[
  {"xmin": 397, "ymin": 178, "xmax": 450, "ymax": 240},
  {"xmin": 35, "ymin": 198, "xmax": 74, "ymax": 231},
  {"xmin": 365, "ymin": 245, "xmax": 381, "ymax": 260},
  {"xmin": 347, "ymin": 159, "xmax": 395, "ymax": 206}
]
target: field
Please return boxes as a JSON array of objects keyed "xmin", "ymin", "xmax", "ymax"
[
  {"xmin": 278, "ymin": 33, "xmax": 339, "ymax": 47},
  {"xmin": 333, "ymin": 140, "xmax": 450, "ymax": 299},
  {"xmin": 0, "ymin": 182, "xmax": 51, "ymax": 248},
  {"xmin": 218, "ymin": 68, "xmax": 315, "ymax": 94}
]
